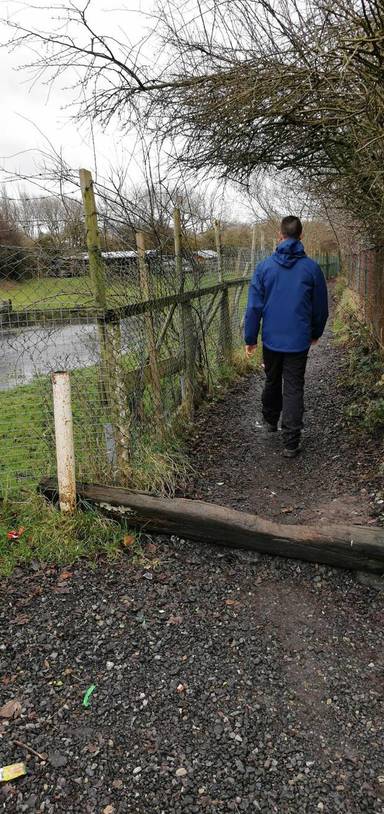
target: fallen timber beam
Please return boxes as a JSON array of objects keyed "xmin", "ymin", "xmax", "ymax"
[{"xmin": 39, "ymin": 479, "xmax": 384, "ymax": 574}]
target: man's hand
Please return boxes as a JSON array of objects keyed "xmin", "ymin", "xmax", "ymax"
[
  {"xmin": 245, "ymin": 344, "xmax": 257, "ymax": 358},
  {"xmin": 311, "ymin": 339, "xmax": 319, "ymax": 346}
]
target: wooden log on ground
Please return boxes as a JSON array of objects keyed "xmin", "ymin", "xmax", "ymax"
[{"xmin": 39, "ymin": 479, "xmax": 384, "ymax": 573}]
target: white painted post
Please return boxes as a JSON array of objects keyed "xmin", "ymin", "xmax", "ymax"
[{"xmin": 51, "ymin": 371, "xmax": 76, "ymax": 514}]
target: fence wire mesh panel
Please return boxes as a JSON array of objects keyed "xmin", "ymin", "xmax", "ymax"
[
  {"xmin": 346, "ymin": 247, "xmax": 384, "ymax": 345},
  {"xmin": 0, "ymin": 234, "xmax": 253, "ymax": 496}
]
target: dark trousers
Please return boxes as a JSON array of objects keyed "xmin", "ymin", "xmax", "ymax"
[{"xmin": 262, "ymin": 346, "xmax": 309, "ymax": 449}]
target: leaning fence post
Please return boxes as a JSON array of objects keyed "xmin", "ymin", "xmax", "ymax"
[
  {"xmin": 51, "ymin": 371, "xmax": 76, "ymax": 514},
  {"xmin": 214, "ymin": 219, "xmax": 224, "ymax": 283},
  {"xmin": 136, "ymin": 231, "xmax": 164, "ymax": 430}
]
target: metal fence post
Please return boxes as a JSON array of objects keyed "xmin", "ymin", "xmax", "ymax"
[{"xmin": 51, "ymin": 371, "xmax": 76, "ymax": 514}]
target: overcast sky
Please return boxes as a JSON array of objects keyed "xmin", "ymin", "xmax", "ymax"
[
  {"xmin": 0, "ymin": 1, "xmax": 259, "ymax": 221},
  {"xmin": 1, "ymin": 2, "xmax": 159, "ymax": 192}
]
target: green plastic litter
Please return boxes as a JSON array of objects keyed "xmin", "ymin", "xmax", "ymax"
[{"xmin": 82, "ymin": 684, "xmax": 96, "ymax": 708}]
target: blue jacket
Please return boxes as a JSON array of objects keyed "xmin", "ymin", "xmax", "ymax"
[{"xmin": 244, "ymin": 238, "xmax": 329, "ymax": 352}]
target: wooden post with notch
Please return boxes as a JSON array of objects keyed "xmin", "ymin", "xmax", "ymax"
[{"xmin": 136, "ymin": 231, "xmax": 164, "ymax": 431}]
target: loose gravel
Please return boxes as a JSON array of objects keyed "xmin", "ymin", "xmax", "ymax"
[{"xmin": 1, "ymin": 294, "xmax": 384, "ymax": 813}]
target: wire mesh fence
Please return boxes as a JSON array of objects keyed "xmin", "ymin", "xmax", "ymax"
[
  {"xmin": 346, "ymin": 246, "xmax": 384, "ymax": 346},
  {"xmin": 0, "ymin": 174, "xmax": 339, "ymax": 497},
  {"xmin": 0, "ymin": 233, "xmax": 257, "ymax": 496}
]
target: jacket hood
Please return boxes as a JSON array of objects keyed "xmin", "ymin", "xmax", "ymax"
[{"xmin": 272, "ymin": 238, "xmax": 306, "ymax": 269}]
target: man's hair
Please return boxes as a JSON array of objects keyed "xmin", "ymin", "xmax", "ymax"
[{"xmin": 280, "ymin": 215, "xmax": 303, "ymax": 240}]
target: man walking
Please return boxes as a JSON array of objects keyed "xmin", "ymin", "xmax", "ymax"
[{"xmin": 244, "ymin": 216, "xmax": 328, "ymax": 458}]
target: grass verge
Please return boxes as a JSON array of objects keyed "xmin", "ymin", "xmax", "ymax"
[
  {"xmin": 0, "ymin": 493, "xmax": 128, "ymax": 577},
  {"xmin": 334, "ymin": 283, "xmax": 384, "ymax": 437}
]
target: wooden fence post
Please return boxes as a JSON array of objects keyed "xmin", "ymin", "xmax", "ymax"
[
  {"xmin": 181, "ymin": 300, "xmax": 196, "ymax": 419},
  {"xmin": 51, "ymin": 371, "xmax": 76, "ymax": 514},
  {"xmin": 79, "ymin": 169, "xmax": 107, "ymax": 309},
  {"xmin": 79, "ymin": 168, "xmax": 131, "ymax": 481},
  {"xmin": 79, "ymin": 168, "xmax": 109, "ymax": 391},
  {"xmin": 173, "ymin": 204, "xmax": 187, "ymax": 403},
  {"xmin": 174, "ymin": 205, "xmax": 184, "ymax": 291},
  {"xmin": 136, "ymin": 231, "xmax": 164, "ymax": 430},
  {"xmin": 219, "ymin": 285, "xmax": 233, "ymax": 365},
  {"xmin": 214, "ymin": 219, "xmax": 224, "ymax": 283}
]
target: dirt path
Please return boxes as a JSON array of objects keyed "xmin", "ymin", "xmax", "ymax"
[{"xmin": 188, "ymin": 296, "xmax": 379, "ymax": 528}]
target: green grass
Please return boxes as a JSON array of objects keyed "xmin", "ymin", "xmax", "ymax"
[
  {"xmin": 0, "ymin": 364, "xmax": 192, "ymax": 496},
  {"xmin": 0, "ymin": 276, "xmax": 140, "ymax": 311},
  {"xmin": 0, "ymin": 378, "xmax": 50, "ymax": 493},
  {"xmin": 0, "ymin": 267, "xmax": 249, "ymax": 312},
  {"xmin": 0, "ymin": 492, "xmax": 136, "ymax": 577}
]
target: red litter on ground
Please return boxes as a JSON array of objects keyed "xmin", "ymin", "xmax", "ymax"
[{"xmin": 7, "ymin": 527, "xmax": 25, "ymax": 541}]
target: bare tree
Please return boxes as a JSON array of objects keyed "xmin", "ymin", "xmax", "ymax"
[{"xmin": 5, "ymin": 0, "xmax": 383, "ymax": 239}]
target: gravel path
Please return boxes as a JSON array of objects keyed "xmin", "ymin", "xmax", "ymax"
[{"xmin": 1, "ymin": 293, "xmax": 384, "ymax": 813}]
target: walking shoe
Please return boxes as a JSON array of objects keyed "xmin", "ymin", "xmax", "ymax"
[
  {"xmin": 283, "ymin": 445, "xmax": 302, "ymax": 458},
  {"xmin": 263, "ymin": 419, "xmax": 278, "ymax": 433}
]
